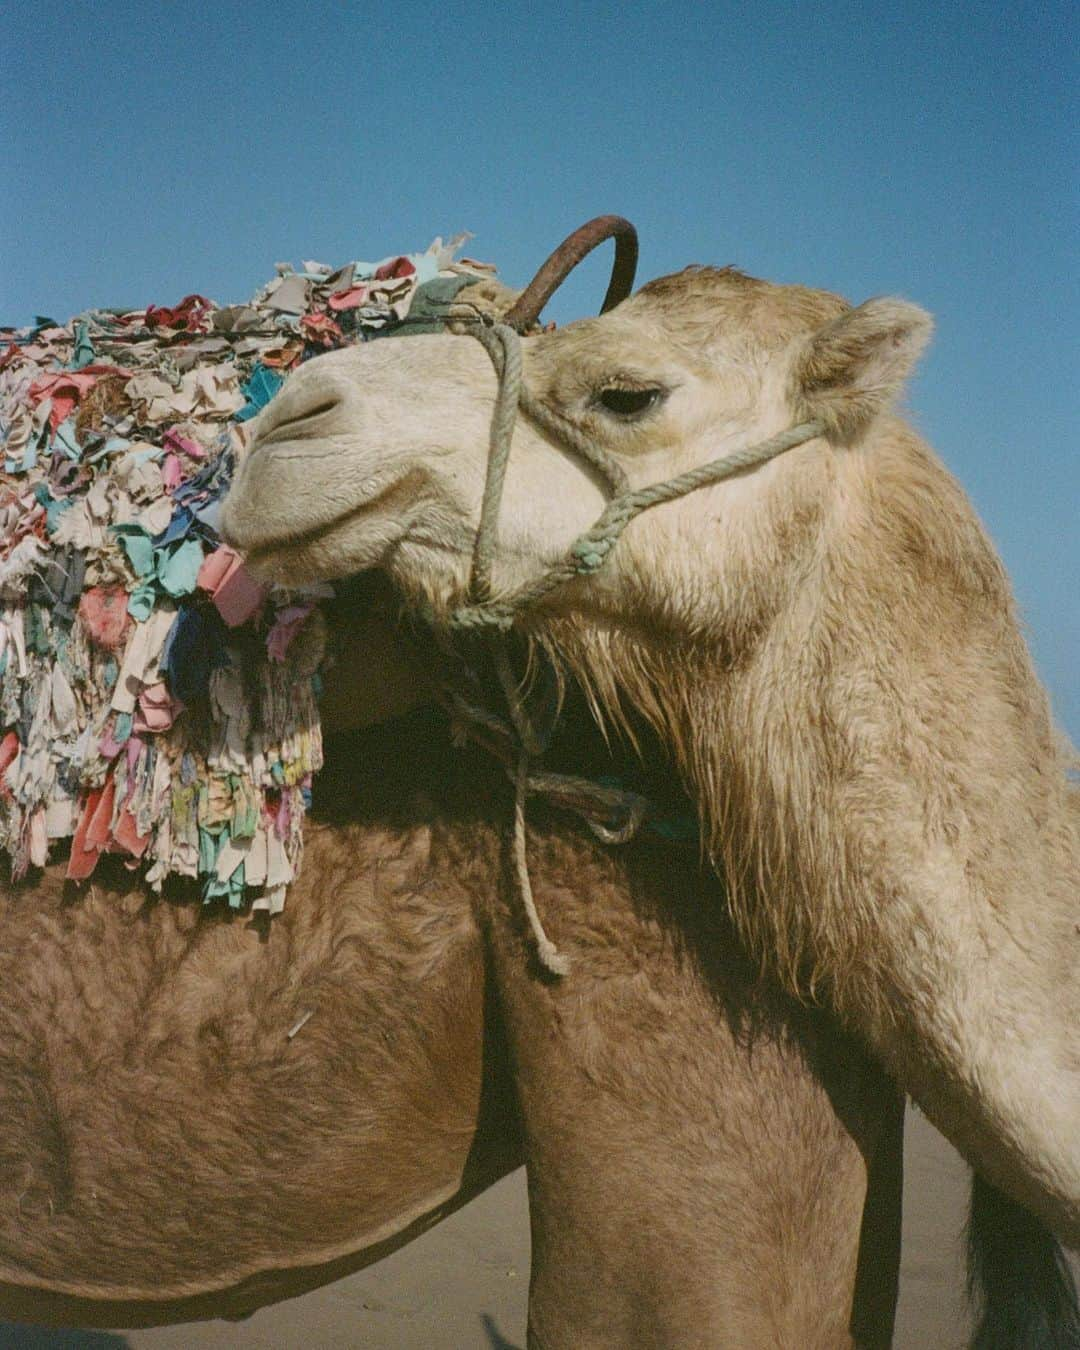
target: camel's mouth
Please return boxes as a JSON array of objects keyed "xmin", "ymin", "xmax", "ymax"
[{"xmin": 222, "ymin": 466, "xmax": 428, "ymax": 585}]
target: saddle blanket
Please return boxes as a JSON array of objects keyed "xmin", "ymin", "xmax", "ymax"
[{"xmin": 0, "ymin": 237, "xmax": 488, "ymax": 910}]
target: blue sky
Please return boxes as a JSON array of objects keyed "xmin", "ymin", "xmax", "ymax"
[{"xmin": 4, "ymin": 0, "xmax": 1076, "ymax": 734}]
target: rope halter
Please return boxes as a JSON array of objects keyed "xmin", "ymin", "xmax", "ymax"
[
  {"xmin": 449, "ymin": 316, "xmax": 823, "ymax": 633},
  {"xmin": 419, "ymin": 218, "xmax": 825, "ymax": 974}
]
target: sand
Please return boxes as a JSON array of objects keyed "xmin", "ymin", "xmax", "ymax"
[{"xmin": 1, "ymin": 1109, "xmax": 981, "ymax": 1349}]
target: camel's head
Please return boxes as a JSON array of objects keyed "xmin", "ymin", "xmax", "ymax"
[{"xmin": 220, "ymin": 266, "xmax": 931, "ymax": 636}]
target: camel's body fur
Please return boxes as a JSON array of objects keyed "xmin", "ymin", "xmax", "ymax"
[
  {"xmin": 0, "ymin": 819, "xmax": 499, "ymax": 1316},
  {"xmin": 0, "ymin": 659, "xmax": 899, "ymax": 1345}
]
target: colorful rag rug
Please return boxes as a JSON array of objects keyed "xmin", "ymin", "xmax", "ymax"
[{"xmin": 0, "ymin": 236, "xmax": 491, "ymax": 910}]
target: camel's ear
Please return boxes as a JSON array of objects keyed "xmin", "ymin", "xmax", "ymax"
[{"xmin": 791, "ymin": 298, "xmax": 933, "ymax": 442}]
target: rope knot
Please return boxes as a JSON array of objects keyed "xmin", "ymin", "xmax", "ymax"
[
  {"xmin": 571, "ymin": 534, "xmax": 615, "ymax": 573},
  {"xmin": 449, "ymin": 604, "xmax": 515, "ymax": 632}
]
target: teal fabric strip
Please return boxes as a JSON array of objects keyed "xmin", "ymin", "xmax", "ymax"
[
  {"xmin": 111, "ymin": 524, "xmax": 154, "ymax": 578},
  {"xmin": 235, "ymin": 364, "xmax": 284, "ymax": 422},
  {"xmin": 69, "ymin": 322, "xmax": 96, "ymax": 370}
]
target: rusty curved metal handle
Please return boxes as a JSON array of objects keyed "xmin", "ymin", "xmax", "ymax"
[{"xmin": 503, "ymin": 215, "xmax": 639, "ymax": 333}]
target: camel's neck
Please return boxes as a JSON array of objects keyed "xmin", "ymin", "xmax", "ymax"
[
  {"xmin": 541, "ymin": 428, "xmax": 1080, "ymax": 1240},
  {"xmin": 704, "ymin": 625, "xmax": 1076, "ymax": 1209}
]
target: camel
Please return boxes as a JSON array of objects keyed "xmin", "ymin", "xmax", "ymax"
[
  {"xmin": 222, "ymin": 221, "xmax": 1080, "ymax": 1339},
  {"xmin": 0, "ymin": 582, "xmax": 903, "ymax": 1348}
]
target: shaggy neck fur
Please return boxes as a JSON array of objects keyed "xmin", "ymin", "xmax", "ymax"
[{"xmin": 539, "ymin": 417, "xmax": 1080, "ymax": 1243}]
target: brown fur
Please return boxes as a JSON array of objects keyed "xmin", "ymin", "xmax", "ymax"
[
  {"xmin": 0, "ymin": 664, "xmax": 898, "ymax": 1345},
  {"xmin": 483, "ymin": 793, "xmax": 898, "ymax": 1348},
  {"xmin": 0, "ymin": 813, "xmax": 492, "ymax": 1304}
]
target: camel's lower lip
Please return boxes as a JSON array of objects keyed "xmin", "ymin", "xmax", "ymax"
[
  {"xmin": 225, "ymin": 467, "xmax": 427, "ymax": 580},
  {"xmin": 224, "ymin": 446, "xmax": 401, "ymax": 547},
  {"xmin": 241, "ymin": 499, "xmax": 380, "ymax": 569}
]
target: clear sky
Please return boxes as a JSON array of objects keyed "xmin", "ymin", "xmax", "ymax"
[{"xmin": 4, "ymin": 0, "xmax": 1076, "ymax": 736}]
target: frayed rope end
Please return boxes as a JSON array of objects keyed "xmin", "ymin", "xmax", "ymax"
[{"xmin": 535, "ymin": 937, "xmax": 571, "ymax": 979}]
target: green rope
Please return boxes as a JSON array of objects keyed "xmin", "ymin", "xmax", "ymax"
[{"xmin": 468, "ymin": 324, "xmax": 522, "ymax": 603}]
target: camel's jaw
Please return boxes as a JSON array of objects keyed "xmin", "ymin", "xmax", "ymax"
[{"xmin": 221, "ymin": 446, "xmax": 427, "ymax": 584}]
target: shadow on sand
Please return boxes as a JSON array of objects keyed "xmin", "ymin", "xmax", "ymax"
[
  {"xmin": 0, "ymin": 1328, "xmax": 127, "ymax": 1349},
  {"xmin": 481, "ymin": 1311, "xmax": 523, "ymax": 1349}
]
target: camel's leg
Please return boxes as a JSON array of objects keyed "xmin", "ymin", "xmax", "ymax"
[
  {"xmin": 965, "ymin": 1173, "xmax": 1080, "ymax": 1350},
  {"xmin": 477, "ymin": 820, "xmax": 898, "ymax": 1350},
  {"xmin": 850, "ymin": 1082, "xmax": 905, "ymax": 1350}
]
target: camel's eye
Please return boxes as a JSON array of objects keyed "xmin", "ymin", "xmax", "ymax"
[{"xmin": 595, "ymin": 385, "xmax": 665, "ymax": 419}]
